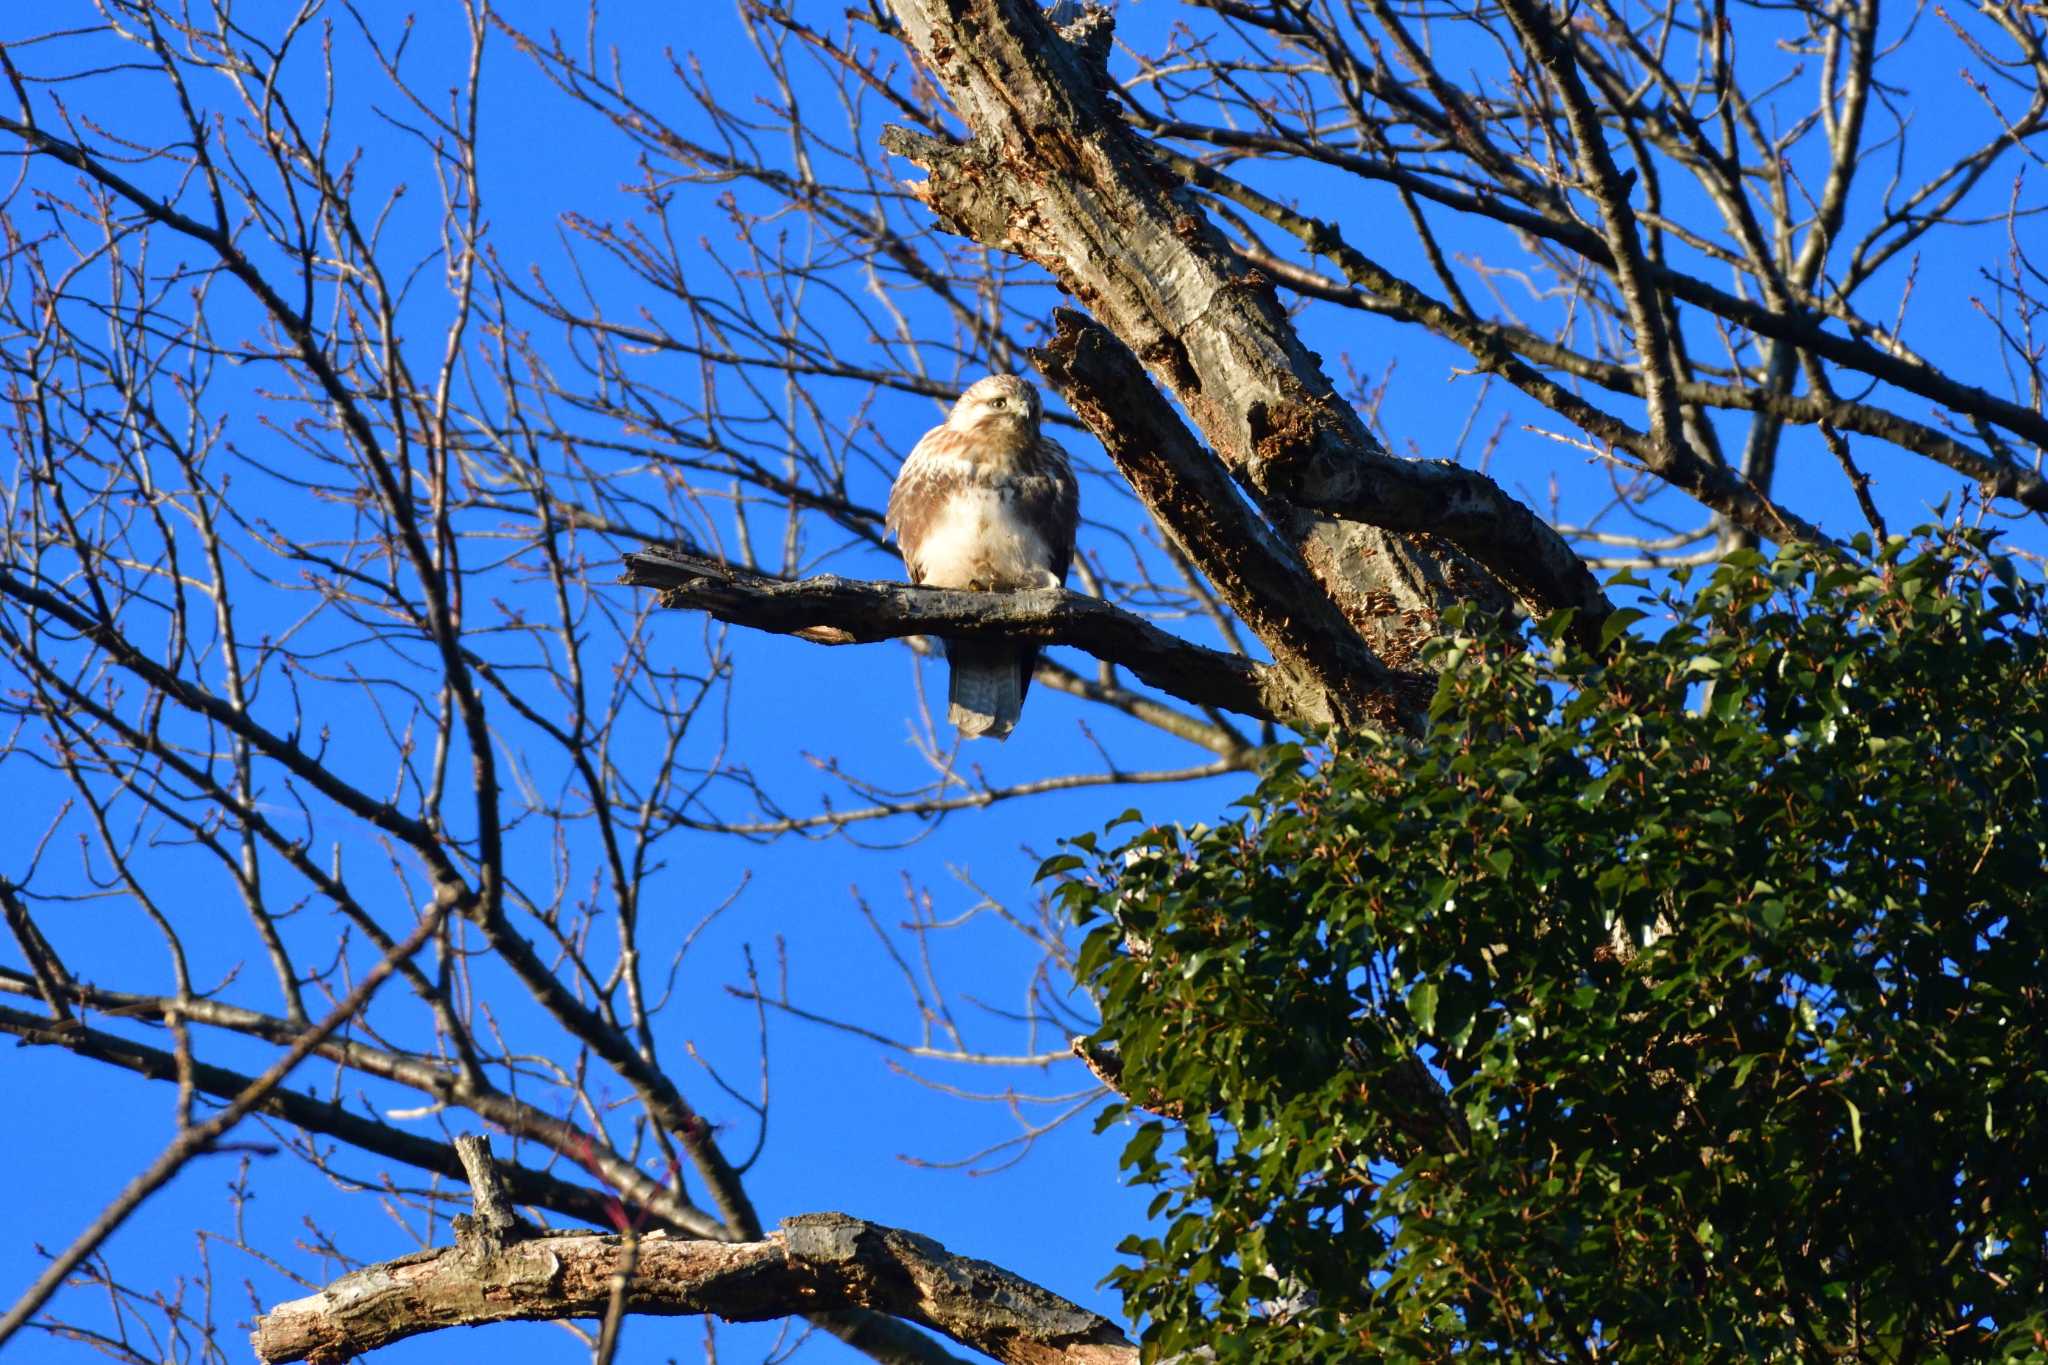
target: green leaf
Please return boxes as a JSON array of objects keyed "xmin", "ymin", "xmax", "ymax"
[
  {"xmin": 1035, "ymin": 852, "xmax": 1085, "ymax": 880},
  {"xmin": 1070, "ymin": 530, "xmax": 2048, "ymax": 1361},
  {"xmin": 1599, "ymin": 607, "xmax": 1649, "ymax": 650},
  {"xmin": 1408, "ymin": 981, "xmax": 1438, "ymax": 1036}
]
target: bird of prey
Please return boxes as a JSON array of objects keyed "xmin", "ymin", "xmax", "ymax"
[{"xmin": 886, "ymin": 375, "xmax": 1080, "ymax": 740}]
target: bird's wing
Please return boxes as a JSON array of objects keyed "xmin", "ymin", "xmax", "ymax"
[
  {"xmin": 1025, "ymin": 435, "xmax": 1081, "ymax": 584},
  {"xmin": 887, "ymin": 423, "xmax": 961, "ymax": 586}
]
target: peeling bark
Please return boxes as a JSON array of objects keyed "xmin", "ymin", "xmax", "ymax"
[
  {"xmin": 1031, "ymin": 310, "xmax": 1409, "ymax": 727},
  {"xmin": 252, "ymin": 1213, "xmax": 1136, "ymax": 1365},
  {"xmin": 622, "ymin": 0, "xmax": 1613, "ymax": 729},
  {"xmin": 876, "ymin": 0, "xmax": 1602, "ymax": 665}
]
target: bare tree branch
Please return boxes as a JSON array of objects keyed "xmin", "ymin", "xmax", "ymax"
[
  {"xmin": 2, "ymin": 0, "xmax": 2043, "ymax": 1357},
  {"xmin": 875, "ymin": 1, "xmax": 1554, "ymax": 664},
  {"xmin": 253, "ymin": 1209, "xmax": 1134, "ymax": 1365},
  {"xmin": 1031, "ymin": 310, "xmax": 1421, "ymax": 714},
  {"xmin": 0, "ymin": 998, "xmax": 650, "ymax": 1231},
  {"xmin": 0, "ymin": 903, "xmax": 450, "ymax": 1348},
  {"xmin": 622, "ymin": 547, "xmax": 1411, "ymax": 730}
]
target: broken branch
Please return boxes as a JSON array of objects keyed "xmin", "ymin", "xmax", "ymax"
[
  {"xmin": 620, "ymin": 548, "xmax": 1429, "ymax": 730},
  {"xmin": 252, "ymin": 1210, "xmax": 1135, "ymax": 1365}
]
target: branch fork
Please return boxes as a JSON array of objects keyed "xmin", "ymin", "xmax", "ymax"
[
  {"xmin": 252, "ymin": 1136, "xmax": 1137, "ymax": 1365},
  {"xmin": 620, "ymin": 546, "xmax": 1391, "ymax": 730}
]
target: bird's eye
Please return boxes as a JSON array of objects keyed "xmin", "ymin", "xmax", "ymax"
[{"xmin": 988, "ymin": 397, "xmax": 1007, "ymax": 408}]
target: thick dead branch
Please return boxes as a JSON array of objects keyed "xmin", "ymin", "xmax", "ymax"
[
  {"xmin": 874, "ymin": 0, "xmax": 1595, "ymax": 665},
  {"xmin": 1031, "ymin": 310, "xmax": 1409, "ymax": 723},
  {"xmin": 0, "ymin": 882, "xmax": 71, "ymax": 1022},
  {"xmin": 252, "ymin": 1210, "xmax": 1135, "ymax": 1365},
  {"xmin": 1068, "ymin": 1038, "xmax": 1184, "ymax": 1120},
  {"xmin": 621, "ymin": 548, "xmax": 1418, "ymax": 730},
  {"xmin": 1497, "ymin": 0, "xmax": 1690, "ymax": 474},
  {"xmin": 0, "ymin": 995, "xmax": 973, "ymax": 1365}
]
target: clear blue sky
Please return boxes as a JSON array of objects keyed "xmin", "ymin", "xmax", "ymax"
[{"xmin": 2, "ymin": 2, "xmax": 2040, "ymax": 1362}]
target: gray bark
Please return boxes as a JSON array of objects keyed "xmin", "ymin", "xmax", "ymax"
[
  {"xmin": 875, "ymin": 0, "xmax": 1606, "ymax": 683},
  {"xmin": 253, "ymin": 1212, "xmax": 1135, "ymax": 1365}
]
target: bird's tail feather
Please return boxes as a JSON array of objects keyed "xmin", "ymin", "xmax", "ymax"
[{"xmin": 945, "ymin": 640, "xmax": 1032, "ymax": 740}]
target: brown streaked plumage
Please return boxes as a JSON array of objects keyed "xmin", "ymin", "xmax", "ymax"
[{"xmin": 886, "ymin": 375, "xmax": 1080, "ymax": 739}]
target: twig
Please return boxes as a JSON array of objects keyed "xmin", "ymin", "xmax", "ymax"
[{"xmin": 0, "ymin": 899, "xmax": 452, "ymax": 1348}]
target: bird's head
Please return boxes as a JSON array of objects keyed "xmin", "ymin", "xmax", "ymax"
[{"xmin": 949, "ymin": 374, "xmax": 1041, "ymax": 435}]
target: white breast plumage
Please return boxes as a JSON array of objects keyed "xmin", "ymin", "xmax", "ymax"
[{"xmin": 913, "ymin": 486, "xmax": 1058, "ymax": 591}]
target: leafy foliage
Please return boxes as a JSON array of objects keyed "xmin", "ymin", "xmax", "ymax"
[{"xmin": 1054, "ymin": 534, "xmax": 2048, "ymax": 1361}]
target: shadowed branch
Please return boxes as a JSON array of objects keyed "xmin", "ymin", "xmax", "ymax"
[{"xmin": 621, "ymin": 547, "xmax": 1430, "ymax": 730}]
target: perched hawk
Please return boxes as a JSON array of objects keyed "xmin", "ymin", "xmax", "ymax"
[{"xmin": 886, "ymin": 375, "xmax": 1080, "ymax": 740}]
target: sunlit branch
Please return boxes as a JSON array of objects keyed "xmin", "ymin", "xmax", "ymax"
[{"xmin": 253, "ymin": 1208, "xmax": 1134, "ymax": 1365}]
